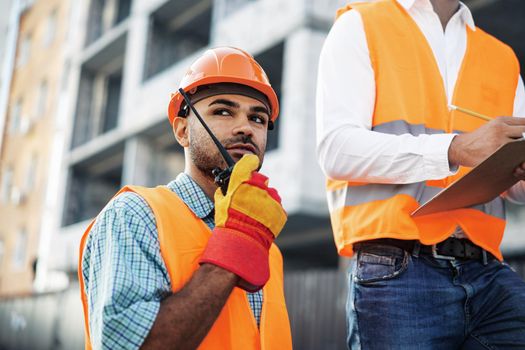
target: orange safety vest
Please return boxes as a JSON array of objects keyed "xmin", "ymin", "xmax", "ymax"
[
  {"xmin": 78, "ymin": 185, "xmax": 292, "ymax": 350},
  {"xmin": 327, "ymin": 0, "xmax": 520, "ymax": 260}
]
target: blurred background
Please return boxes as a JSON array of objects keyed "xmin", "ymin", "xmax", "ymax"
[{"xmin": 0, "ymin": 0, "xmax": 524, "ymax": 349}]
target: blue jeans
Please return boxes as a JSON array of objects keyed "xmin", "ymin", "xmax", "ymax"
[{"xmin": 347, "ymin": 244, "xmax": 525, "ymax": 349}]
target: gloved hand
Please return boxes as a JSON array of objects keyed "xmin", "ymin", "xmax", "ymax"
[{"xmin": 199, "ymin": 154, "xmax": 287, "ymax": 292}]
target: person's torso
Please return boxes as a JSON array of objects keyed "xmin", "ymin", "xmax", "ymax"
[
  {"xmin": 79, "ymin": 179, "xmax": 292, "ymax": 350},
  {"xmin": 328, "ymin": 0, "xmax": 519, "ymax": 258}
]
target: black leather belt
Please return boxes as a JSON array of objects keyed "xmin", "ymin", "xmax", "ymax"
[{"xmin": 354, "ymin": 237, "xmax": 492, "ymax": 262}]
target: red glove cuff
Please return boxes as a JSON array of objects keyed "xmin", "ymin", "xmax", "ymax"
[
  {"xmin": 224, "ymin": 208, "xmax": 273, "ymax": 248},
  {"xmin": 199, "ymin": 225, "xmax": 272, "ymax": 292}
]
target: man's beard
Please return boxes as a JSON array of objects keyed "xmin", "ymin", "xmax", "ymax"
[{"xmin": 189, "ymin": 129, "xmax": 263, "ymax": 182}]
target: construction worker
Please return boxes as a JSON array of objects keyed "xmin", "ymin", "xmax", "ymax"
[
  {"xmin": 316, "ymin": 0, "xmax": 525, "ymax": 348},
  {"xmin": 79, "ymin": 47, "xmax": 292, "ymax": 350}
]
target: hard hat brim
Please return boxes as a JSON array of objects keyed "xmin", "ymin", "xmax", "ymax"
[{"xmin": 168, "ymin": 75, "xmax": 279, "ymax": 125}]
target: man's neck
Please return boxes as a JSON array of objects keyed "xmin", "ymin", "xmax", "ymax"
[
  {"xmin": 429, "ymin": 0, "xmax": 461, "ymax": 31},
  {"xmin": 185, "ymin": 166, "xmax": 218, "ymax": 201}
]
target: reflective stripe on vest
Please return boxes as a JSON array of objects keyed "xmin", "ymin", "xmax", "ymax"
[
  {"xmin": 328, "ymin": 0, "xmax": 519, "ymax": 260},
  {"xmin": 78, "ymin": 186, "xmax": 292, "ymax": 350}
]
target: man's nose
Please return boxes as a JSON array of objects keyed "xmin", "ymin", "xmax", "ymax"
[{"xmin": 232, "ymin": 116, "xmax": 254, "ymax": 136}]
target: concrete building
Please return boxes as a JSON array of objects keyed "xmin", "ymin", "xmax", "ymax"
[{"xmin": 0, "ymin": 0, "xmax": 73, "ymax": 296}]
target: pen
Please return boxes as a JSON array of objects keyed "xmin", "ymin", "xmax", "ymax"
[
  {"xmin": 449, "ymin": 104, "xmax": 492, "ymax": 122},
  {"xmin": 449, "ymin": 104, "xmax": 525, "ymax": 139}
]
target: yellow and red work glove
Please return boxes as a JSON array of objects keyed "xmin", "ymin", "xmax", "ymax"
[{"xmin": 199, "ymin": 154, "xmax": 287, "ymax": 292}]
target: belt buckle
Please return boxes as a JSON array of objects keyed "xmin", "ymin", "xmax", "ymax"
[{"xmin": 431, "ymin": 244, "xmax": 456, "ymax": 261}]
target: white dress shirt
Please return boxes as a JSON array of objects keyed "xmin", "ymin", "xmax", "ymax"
[{"xmin": 316, "ymin": 0, "xmax": 525, "ymax": 204}]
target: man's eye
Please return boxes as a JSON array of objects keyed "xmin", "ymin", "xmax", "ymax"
[
  {"xmin": 213, "ymin": 109, "xmax": 231, "ymax": 116},
  {"xmin": 250, "ymin": 115, "xmax": 267, "ymax": 125}
]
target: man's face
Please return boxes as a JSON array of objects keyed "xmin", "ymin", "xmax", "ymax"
[{"xmin": 185, "ymin": 93, "xmax": 270, "ymax": 179}]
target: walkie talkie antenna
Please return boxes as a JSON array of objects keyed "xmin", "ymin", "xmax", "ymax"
[
  {"xmin": 178, "ymin": 88, "xmax": 235, "ymax": 194},
  {"xmin": 178, "ymin": 88, "xmax": 235, "ymax": 167}
]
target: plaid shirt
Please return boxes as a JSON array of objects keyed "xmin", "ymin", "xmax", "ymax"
[{"xmin": 81, "ymin": 173, "xmax": 263, "ymax": 350}]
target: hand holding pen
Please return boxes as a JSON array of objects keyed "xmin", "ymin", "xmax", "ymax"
[{"xmin": 448, "ymin": 105, "xmax": 525, "ymax": 173}]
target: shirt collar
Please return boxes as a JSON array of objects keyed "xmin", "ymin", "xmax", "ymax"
[
  {"xmin": 167, "ymin": 173, "xmax": 214, "ymax": 219},
  {"xmin": 397, "ymin": 0, "xmax": 475, "ymax": 30},
  {"xmin": 397, "ymin": 0, "xmax": 417, "ymax": 9},
  {"xmin": 457, "ymin": 2, "xmax": 475, "ymax": 30}
]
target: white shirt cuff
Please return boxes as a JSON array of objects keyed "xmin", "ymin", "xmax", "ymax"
[{"xmin": 422, "ymin": 133, "xmax": 459, "ymax": 179}]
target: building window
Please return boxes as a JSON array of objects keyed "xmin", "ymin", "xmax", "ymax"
[
  {"xmin": 102, "ymin": 72, "xmax": 122, "ymax": 132},
  {"xmin": 71, "ymin": 69, "xmax": 122, "ymax": 148},
  {"xmin": 1, "ymin": 166, "xmax": 13, "ymax": 204},
  {"xmin": 36, "ymin": 80, "xmax": 48, "ymax": 117},
  {"xmin": 214, "ymin": 0, "xmax": 255, "ymax": 19},
  {"xmin": 254, "ymin": 41, "xmax": 284, "ymax": 152},
  {"xmin": 85, "ymin": 0, "xmax": 131, "ymax": 46},
  {"xmin": 43, "ymin": 10, "xmax": 57, "ymax": 47},
  {"xmin": 25, "ymin": 154, "xmax": 38, "ymax": 191},
  {"xmin": 143, "ymin": 0, "xmax": 212, "ymax": 80},
  {"xmin": 17, "ymin": 34, "xmax": 31, "ymax": 68},
  {"xmin": 12, "ymin": 229, "xmax": 28, "ymax": 270},
  {"xmin": 115, "ymin": 0, "xmax": 132, "ymax": 24},
  {"xmin": 9, "ymin": 99, "xmax": 22, "ymax": 134},
  {"xmin": 63, "ymin": 144, "xmax": 124, "ymax": 225}
]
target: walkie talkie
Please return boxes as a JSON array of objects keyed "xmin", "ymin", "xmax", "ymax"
[{"xmin": 178, "ymin": 88, "xmax": 235, "ymax": 195}]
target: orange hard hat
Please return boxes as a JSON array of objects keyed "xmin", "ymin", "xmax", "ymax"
[{"xmin": 167, "ymin": 47, "xmax": 279, "ymax": 125}]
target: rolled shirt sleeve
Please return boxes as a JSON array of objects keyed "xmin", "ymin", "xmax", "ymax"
[{"xmin": 81, "ymin": 192, "xmax": 171, "ymax": 350}]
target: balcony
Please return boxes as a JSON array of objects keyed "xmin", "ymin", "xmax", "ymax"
[{"xmin": 143, "ymin": 0, "xmax": 212, "ymax": 80}]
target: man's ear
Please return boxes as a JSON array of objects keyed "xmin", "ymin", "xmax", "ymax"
[{"xmin": 173, "ymin": 117, "xmax": 189, "ymax": 147}]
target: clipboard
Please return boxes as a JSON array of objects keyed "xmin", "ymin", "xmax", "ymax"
[{"xmin": 411, "ymin": 138, "xmax": 525, "ymax": 217}]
